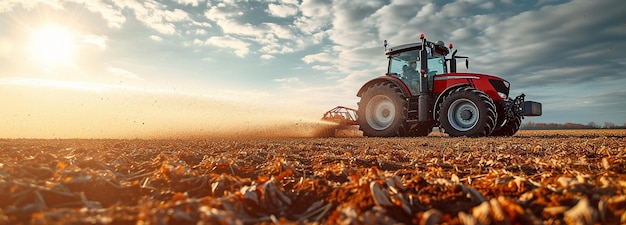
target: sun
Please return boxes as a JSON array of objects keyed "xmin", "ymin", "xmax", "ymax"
[{"xmin": 28, "ymin": 24, "xmax": 77, "ymax": 65}]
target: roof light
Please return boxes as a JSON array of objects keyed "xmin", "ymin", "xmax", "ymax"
[
  {"xmin": 449, "ymin": 43, "xmax": 453, "ymax": 49},
  {"xmin": 420, "ymin": 33, "xmax": 424, "ymax": 39}
]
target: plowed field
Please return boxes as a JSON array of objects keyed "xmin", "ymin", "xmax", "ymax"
[{"xmin": 1, "ymin": 129, "xmax": 625, "ymax": 224}]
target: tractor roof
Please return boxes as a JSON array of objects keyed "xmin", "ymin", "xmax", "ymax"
[
  {"xmin": 385, "ymin": 41, "xmax": 450, "ymax": 57},
  {"xmin": 385, "ymin": 43, "xmax": 421, "ymax": 55}
]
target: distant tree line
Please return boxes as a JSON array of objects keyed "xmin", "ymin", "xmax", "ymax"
[{"xmin": 521, "ymin": 121, "xmax": 626, "ymax": 130}]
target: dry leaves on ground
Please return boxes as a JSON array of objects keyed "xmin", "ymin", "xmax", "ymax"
[{"xmin": 0, "ymin": 129, "xmax": 625, "ymax": 224}]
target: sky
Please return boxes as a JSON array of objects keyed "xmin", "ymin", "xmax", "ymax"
[{"xmin": 0, "ymin": 0, "xmax": 625, "ymax": 138}]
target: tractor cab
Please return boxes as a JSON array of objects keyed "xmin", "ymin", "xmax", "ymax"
[{"xmin": 385, "ymin": 41, "xmax": 452, "ymax": 95}]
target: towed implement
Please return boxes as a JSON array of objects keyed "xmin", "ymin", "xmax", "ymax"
[
  {"xmin": 321, "ymin": 106, "xmax": 358, "ymax": 126},
  {"xmin": 319, "ymin": 106, "xmax": 360, "ymax": 137}
]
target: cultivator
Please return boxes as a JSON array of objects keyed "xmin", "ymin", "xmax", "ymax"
[
  {"xmin": 318, "ymin": 106, "xmax": 360, "ymax": 137},
  {"xmin": 321, "ymin": 106, "xmax": 358, "ymax": 126}
]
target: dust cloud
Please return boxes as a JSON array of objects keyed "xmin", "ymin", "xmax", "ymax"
[{"xmin": 0, "ymin": 83, "xmax": 351, "ymax": 139}]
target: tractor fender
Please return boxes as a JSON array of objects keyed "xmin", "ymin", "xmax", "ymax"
[
  {"xmin": 433, "ymin": 83, "xmax": 470, "ymax": 119},
  {"xmin": 356, "ymin": 76, "xmax": 411, "ymax": 98}
]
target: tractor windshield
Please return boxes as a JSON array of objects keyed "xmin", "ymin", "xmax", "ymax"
[{"xmin": 388, "ymin": 49, "xmax": 447, "ymax": 95}]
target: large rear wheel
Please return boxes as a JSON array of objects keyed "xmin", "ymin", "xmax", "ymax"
[
  {"xmin": 357, "ymin": 82, "xmax": 408, "ymax": 137},
  {"xmin": 438, "ymin": 87, "xmax": 496, "ymax": 137}
]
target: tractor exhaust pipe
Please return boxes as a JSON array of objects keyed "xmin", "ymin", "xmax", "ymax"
[{"xmin": 418, "ymin": 34, "xmax": 433, "ymax": 122}]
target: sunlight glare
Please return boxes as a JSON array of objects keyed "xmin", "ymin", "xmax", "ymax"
[{"xmin": 29, "ymin": 24, "xmax": 77, "ymax": 65}]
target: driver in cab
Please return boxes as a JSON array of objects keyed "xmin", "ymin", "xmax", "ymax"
[{"xmin": 403, "ymin": 61, "xmax": 419, "ymax": 94}]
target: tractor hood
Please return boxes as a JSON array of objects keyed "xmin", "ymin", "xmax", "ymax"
[
  {"xmin": 434, "ymin": 72, "xmax": 511, "ymax": 101},
  {"xmin": 434, "ymin": 72, "xmax": 509, "ymax": 83}
]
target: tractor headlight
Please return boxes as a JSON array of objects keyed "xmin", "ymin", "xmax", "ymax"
[
  {"xmin": 498, "ymin": 92, "xmax": 508, "ymax": 99},
  {"xmin": 503, "ymin": 81, "xmax": 510, "ymax": 88}
]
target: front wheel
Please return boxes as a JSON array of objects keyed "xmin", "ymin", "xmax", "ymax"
[
  {"xmin": 490, "ymin": 115, "xmax": 522, "ymax": 136},
  {"xmin": 438, "ymin": 87, "xmax": 497, "ymax": 137},
  {"xmin": 357, "ymin": 82, "xmax": 408, "ymax": 137}
]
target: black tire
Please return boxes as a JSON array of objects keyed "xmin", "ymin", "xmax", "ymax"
[
  {"xmin": 438, "ymin": 87, "xmax": 497, "ymax": 137},
  {"xmin": 357, "ymin": 82, "xmax": 409, "ymax": 137},
  {"xmin": 490, "ymin": 115, "xmax": 522, "ymax": 136}
]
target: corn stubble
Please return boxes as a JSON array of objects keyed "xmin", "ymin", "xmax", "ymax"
[{"xmin": 0, "ymin": 130, "xmax": 625, "ymax": 224}]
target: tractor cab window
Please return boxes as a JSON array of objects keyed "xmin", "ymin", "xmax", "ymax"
[
  {"xmin": 388, "ymin": 58, "xmax": 407, "ymax": 78},
  {"xmin": 426, "ymin": 56, "xmax": 446, "ymax": 91},
  {"xmin": 387, "ymin": 49, "xmax": 447, "ymax": 95},
  {"xmin": 388, "ymin": 54, "xmax": 419, "ymax": 95},
  {"xmin": 427, "ymin": 56, "xmax": 446, "ymax": 76}
]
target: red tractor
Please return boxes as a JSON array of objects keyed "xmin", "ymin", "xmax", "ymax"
[{"xmin": 356, "ymin": 34, "xmax": 542, "ymax": 137}]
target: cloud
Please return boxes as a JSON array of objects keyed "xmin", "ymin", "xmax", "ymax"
[
  {"xmin": 302, "ymin": 51, "xmax": 336, "ymax": 64},
  {"xmin": 107, "ymin": 66, "xmax": 143, "ymax": 80},
  {"xmin": 80, "ymin": 0, "xmax": 127, "ymax": 28},
  {"xmin": 190, "ymin": 21, "xmax": 212, "ymax": 28},
  {"xmin": 273, "ymin": 77, "xmax": 300, "ymax": 83},
  {"xmin": 80, "ymin": 34, "xmax": 107, "ymax": 49},
  {"xmin": 204, "ymin": 2, "xmax": 241, "ymax": 21},
  {"xmin": 298, "ymin": 0, "xmax": 332, "ymax": 34},
  {"xmin": 311, "ymin": 65, "xmax": 334, "ymax": 71},
  {"xmin": 267, "ymin": 3, "xmax": 299, "ymax": 18},
  {"xmin": 471, "ymin": 0, "xmax": 626, "ymax": 87},
  {"xmin": 217, "ymin": 21, "xmax": 299, "ymax": 54},
  {"xmin": 176, "ymin": 0, "xmax": 201, "ymax": 7},
  {"xmin": 264, "ymin": 23, "xmax": 295, "ymax": 40},
  {"xmin": 300, "ymin": 0, "xmax": 331, "ymax": 17},
  {"xmin": 203, "ymin": 36, "xmax": 250, "ymax": 57},
  {"xmin": 582, "ymin": 90, "xmax": 626, "ymax": 108},
  {"xmin": 3, "ymin": 1, "xmax": 63, "ymax": 11},
  {"xmin": 260, "ymin": 54, "xmax": 275, "ymax": 60},
  {"xmin": 273, "ymin": 77, "xmax": 303, "ymax": 88},
  {"xmin": 0, "ymin": 1, "xmax": 124, "ymax": 28},
  {"xmin": 8, "ymin": 0, "xmax": 204, "ymax": 35},
  {"xmin": 150, "ymin": 35, "xmax": 163, "ymax": 41},
  {"xmin": 278, "ymin": 0, "xmax": 300, "ymax": 4},
  {"xmin": 523, "ymin": 86, "xmax": 626, "ymax": 124},
  {"xmin": 0, "ymin": 2, "xmax": 14, "ymax": 13},
  {"xmin": 110, "ymin": 0, "xmax": 191, "ymax": 35},
  {"xmin": 190, "ymin": 29, "xmax": 208, "ymax": 35},
  {"xmin": 202, "ymin": 2, "xmax": 305, "ymax": 56},
  {"xmin": 258, "ymin": 42, "xmax": 294, "ymax": 55},
  {"xmin": 326, "ymin": 0, "xmax": 382, "ymax": 48},
  {"xmin": 215, "ymin": 20, "xmax": 265, "ymax": 37}
]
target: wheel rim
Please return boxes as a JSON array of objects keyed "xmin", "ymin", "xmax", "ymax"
[
  {"xmin": 447, "ymin": 98, "xmax": 479, "ymax": 131},
  {"xmin": 365, "ymin": 95, "xmax": 396, "ymax": 130}
]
